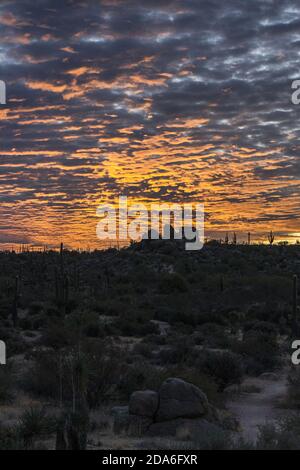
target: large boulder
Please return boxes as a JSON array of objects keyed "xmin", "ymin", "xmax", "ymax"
[
  {"xmin": 156, "ymin": 378, "xmax": 209, "ymax": 422},
  {"xmin": 129, "ymin": 390, "xmax": 159, "ymax": 418},
  {"xmin": 115, "ymin": 378, "xmax": 215, "ymax": 438}
]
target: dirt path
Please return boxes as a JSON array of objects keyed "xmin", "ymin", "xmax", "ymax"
[{"xmin": 227, "ymin": 371, "xmax": 288, "ymax": 443}]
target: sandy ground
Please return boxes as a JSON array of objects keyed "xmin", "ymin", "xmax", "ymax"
[{"xmin": 227, "ymin": 371, "xmax": 288, "ymax": 443}]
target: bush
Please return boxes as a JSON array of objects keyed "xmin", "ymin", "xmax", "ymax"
[
  {"xmin": 28, "ymin": 301, "xmax": 44, "ymax": 316},
  {"xmin": 118, "ymin": 362, "xmax": 169, "ymax": 400},
  {"xmin": 233, "ymin": 331, "xmax": 280, "ymax": 375},
  {"xmin": 192, "ymin": 427, "xmax": 232, "ymax": 450},
  {"xmin": 244, "ymin": 321, "xmax": 278, "ymax": 336},
  {"xmin": 286, "ymin": 367, "xmax": 300, "ymax": 408},
  {"xmin": 117, "ymin": 313, "xmax": 158, "ymax": 337},
  {"xmin": 196, "ymin": 323, "xmax": 231, "ymax": 348},
  {"xmin": 82, "ymin": 312, "xmax": 102, "ymax": 338},
  {"xmin": 158, "ymin": 273, "xmax": 189, "ymax": 294},
  {"xmin": 0, "ymin": 363, "xmax": 13, "ymax": 403},
  {"xmin": 24, "ymin": 340, "xmax": 122, "ymax": 408},
  {"xmin": 157, "ymin": 335, "xmax": 195, "ymax": 365},
  {"xmin": 83, "ymin": 340, "xmax": 122, "ymax": 407},
  {"xmin": 197, "ymin": 351, "xmax": 243, "ymax": 391},
  {"xmin": 0, "ymin": 426, "xmax": 23, "ymax": 450},
  {"xmin": 256, "ymin": 415, "xmax": 300, "ymax": 450},
  {"xmin": 18, "ymin": 407, "xmax": 55, "ymax": 448},
  {"xmin": 132, "ymin": 342, "xmax": 154, "ymax": 359},
  {"xmin": 23, "ymin": 349, "xmax": 61, "ymax": 399},
  {"xmin": 19, "ymin": 318, "xmax": 32, "ymax": 330}
]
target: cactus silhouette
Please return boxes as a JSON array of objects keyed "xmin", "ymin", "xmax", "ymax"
[
  {"xmin": 12, "ymin": 275, "xmax": 19, "ymax": 327},
  {"xmin": 293, "ymin": 274, "xmax": 298, "ymax": 335},
  {"xmin": 54, "ymin": 243, "xmax": 69, "ymax": 315},
  {"xmin": 268, "ymin": 231, "xmax": 275, "ymax": 245}
]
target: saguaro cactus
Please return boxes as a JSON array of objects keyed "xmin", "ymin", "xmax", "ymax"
[
  {"xmin": 293, "ymin": 274, "xmax": 298, "ymax": 334},
  {"xmin": 220, "ymin": 275, "xmax": 224, "ymax": 293},
  {"xmin": 55, "ymin": 416, "xmax": 67, "ymax": 450},
  {"xmin": 56, "ymin": 410, "xmax": 89, "ymax": 450},
  {"xmin": 248, "ymin": 232, "xmax": 251, "ymax": 245},
  {"xmin": 54, "ymin": 243, "xmax": 69, "ymax": 315},
  {"xmin": 12, "ymin": 275, "xmax": 19, "ymax": 327},
  {"xmin": 268, "ymin": 231, "xmax": 275, "ymax": 245},
  {"xmin": 60, "ymin": 242, "xmax": 64, "ymax": 272},
  {"xmin": 66, "ymin": 411, "xmax": 89, "ymax": 450}
]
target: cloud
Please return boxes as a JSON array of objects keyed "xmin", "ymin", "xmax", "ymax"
[{"xmin": 0, "ymin": 0, "xmax": 299, "ymax": 247}]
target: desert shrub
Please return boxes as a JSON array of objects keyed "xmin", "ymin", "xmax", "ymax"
[
  {"xmin": 65, "ymin": 310, "xmax": 101, "ymax": 342},
  {"xmin": 256, "ymin": 415, "xmax": 300, "ymax": 450},
  {"xmin": 192, "ymin": 333, "xmax": 204, "ymax": 345},
  {"xmin": 82, "ymin": 312, "xmax": 102, "ymax": 338},
  {"xmin": 132, "ymin": 342, "xmax": 154, "ymax": 359},
  {"xmin": 146, "ymin": 425, "xmax": 232, "ymax": 450},
  {"xmin": 0, "ymin": 362, "xmax": 13, "ymax": 402},
  {"xmin": 197, "ymin": 351, "xmax": 244, "ymax": 391},
  {"xmin": 252, "ymin": 276, "xmax": 291, "ymax": 304},
  {"xmin": 248, "ymin": 299, "xmax": 288, "ymax": 324},
  {"xmin": 0, "ymin": 326, "xmax": 12, "ymax": 342},
  {"xmin": 18, "ymin": 407, "xmax": 55, "ymax": 448},
  {"xmin": 196, "ymin": 323, "xmax": 231, "ymax": 348},
  {"xmin": 154, "ymin": 302, "xmax": 198, "ymax": 328},
  {"xmin": 83, "ymin": 340, "xmax": 122, "ymax": 408},
  {"xmin": 196, "ymin": 311, "xmax": 228, "ymax": 326},
  {"xmin": 44, "ymin": 305, "xmax": 61, "ymax": 318},
  {"xmin": 84, "ymin": 322, "xmax": 102, "ymax": 338},
  {"xmin": 227, "ymin": 310, "xmax": 244, "ymax": 324},
  {"xmin": 23, "ymin": 349, "xmax": 61, "ymax": 399},
  {"xmin": 286, "ymin": 368, "xmax": 300, "ymax": 408},
  {"xmin": 28, "ymin": 301, "xmax": 44, "ymax": 316},
  {"xmin": 117, "ymin": 313, "xmax": 158, "ymax": 337},
  {"xmin": 24, "ymin": 341, "xmax": 122, "ymax": 408},
  {"xmin": 157, "ymin": 347, "xmax": 185, "ymax": 365},
  {"xmin": 157, "ymin": 335, "xmax": 195, "ymax": 365},
  {"xmin": 171, "ymin": 310, "xmax": 198, "ymax": 326},
  {"xmin": 31, "ymin": 315, "xmax": 46, "ymax": 329},
  {"xmin": 0, "ymin": 426, "xmax": 23, "ymax": 450},
  {"xmin": 142, "ymin": 334, "xmax": 166, "ymax": 346},
  {"xmin": 5, "ymin": 334, "xmax": 28, "ymax": 355},
  {"xmin": 43, "ymin": 320, "xmax": 71, "ymax": 348},
  {"xmin": 43, "ymin": 311, "xmax": 102, "ymax": 348},
  {"xmin": 94, "ymin": 298, "xmax": 127, "ymax": 317},
  {"xmin": 118, "ymin": 362, "xmax": 169, "ymax": 399},
  {"xmin": 233, "ymin": 331, "xmax": 280, "ymax": 375},
  {"xmin": 158, "ymin": 273, "xmax": 189, "ymax": 294},
  {"xmin": 65, "ymin": 298, "xmax": 79, "ymax": 314},
  {"xmin": 244, "ymin": 320, "xmax": 278, "ymax": 336},
  {"xmin": 192, "ymin": 427, "xmax": 232, "ymax": 450},
  {"xmin": 18, "ymin": 318, "xmax": 32, "ymax": 330},
  {"xmin": 154, "ymin": 307, "xmax": 174, "ymax": 322}
]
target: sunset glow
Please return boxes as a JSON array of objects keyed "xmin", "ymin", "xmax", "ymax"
[{"xmin": 1, "ymin": 1, "xmax": 300, "ymax": 249}]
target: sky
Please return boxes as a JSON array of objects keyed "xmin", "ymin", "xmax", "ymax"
[{"xmin": 0, "ymin": 0, "xmax": 300, "ymax": 249}]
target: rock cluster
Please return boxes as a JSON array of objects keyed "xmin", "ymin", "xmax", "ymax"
[{"xmin": 112, "ymin": 377, "xmax": 223, "ymax": 438}]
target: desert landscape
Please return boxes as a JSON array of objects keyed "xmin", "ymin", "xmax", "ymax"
[
  {"xmin": 0, "ymin": 238, "xmax": 299, "ymax": 450},
  {"xmin": 1, "ymin": 0, "xmax": 300, "ymax": 455}
]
